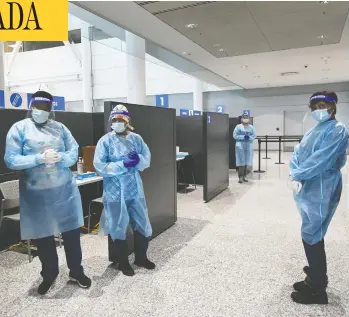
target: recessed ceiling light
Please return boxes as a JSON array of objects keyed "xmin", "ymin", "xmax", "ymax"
[
  {"xmin": 218, "ymin": 48, "xmax": 224, "ymax": 52},
  {"xmin": 185, "ymin": 23, "xmax": 198, "ymax": 28},
  {"xmin": 241, "ymin": 65, "xmax": 248, "ymax": 69},
  {"xmin": 213, "ymin": 44, "xmax": 221, "ymax": 47},
  {"xmin": 317, "ymin": 35, "xmax": 326, "ymax": 39},
  {"xmin": 280, "ymin": 72, "xmax": 299, "ymax": 76},
  {"xmin": 181, "ymin": 52, "xmax": 191, "ymax": 56},
  {"xmin": 319, "ymin": 1, "xmax": 329, "ymax": 4}
]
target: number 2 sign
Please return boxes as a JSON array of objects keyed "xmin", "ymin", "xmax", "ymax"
[{"xmin": 216, "ymin": 104, "xmax": 225, "ymax": 113}]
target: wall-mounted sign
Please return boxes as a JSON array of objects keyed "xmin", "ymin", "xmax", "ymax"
[
  {"xmin": 208, "ymin": 114, "xmax": 211, "ymax": 124},
  {"xmin": 216, "ymin": 104, "xmax": 225, "ymax": 113},
  {"xmin": 27, "ymin": 93, "xmax": 65, "ymax": 111},
  {"xmin": 156, "ymin": 94, "xmax": 169, "ymax": 108},
  {"xmin": 243, "ymin": 110, "xmax": 251, "ymax": 116},
  {"xmin": 180, "ymin": 109, "xmax": 189, "ymax": 116},
  {"xmin": 5, "ymin": 92, "xmax": 28, "ymax": 110},
  {"xmin": 193, "ymin": 110, "xmax": 201, "ymax": 116},
  {"xmin": 0, "ymin": 90, "xmax": 5, "ymax": 109}
]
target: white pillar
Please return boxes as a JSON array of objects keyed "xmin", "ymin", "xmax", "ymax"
[
  {"xmin": 0, "ymin": 42, "xmax": 6, "ymax": 90},
  {"xmin": 125, "ymin": 31, "xmax": 146, "ymax": 105},
  {"xmin": 193, "ymin": 79, "xmax": 203, "ymax": 112},
  {"xmin": 81, "ymin": 24, "xmax": 93, "ymax": 112}
]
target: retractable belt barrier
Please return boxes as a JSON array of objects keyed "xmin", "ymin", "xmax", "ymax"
[{"xmin": 253, "ymin": 136, "xmax": 302, "ymax": 173}]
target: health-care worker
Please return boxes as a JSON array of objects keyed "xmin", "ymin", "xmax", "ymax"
[
  {"xmin": 290, "ymin": 91, "xmax": 348, "ymax": 305},
  {"xmin": 93, "ymin": 104, "xmax": 154, "ymax": 277},
  {"xmin": 233, "ymin": 111, "xmax": 256, "ymax": 183},
  {"xmin": 4, "ymin": 91, "xmax": 91, "ymax": 295}
]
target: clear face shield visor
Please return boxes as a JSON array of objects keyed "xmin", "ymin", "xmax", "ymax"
[
  {"xmin": 27, "ymin": 97, "xmax": 55, "ymax": 123},
  {"xmin": 108, "ymin": 110, "xmax": 134, "ymax": 132}
]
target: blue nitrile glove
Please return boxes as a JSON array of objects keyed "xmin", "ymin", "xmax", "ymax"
[
  {"xmin": 128, "ymin": 151, "xmax": 140, "ymax": 161},
  {"xmin": 123, "ymin": 158, "xmax": 139, "ymax": 168},
  {"xmin": 244, "ymin": 134, "xmax": 249, "ymax": 141}
]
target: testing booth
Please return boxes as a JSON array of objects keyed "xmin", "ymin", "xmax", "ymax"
[{"xmin": 176, "ymin": 112, "xmax": 229, "ymax": 203}]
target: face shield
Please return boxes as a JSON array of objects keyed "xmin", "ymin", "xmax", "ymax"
[
  {"xmin": 309, "ymin": 94, "xmax": 337, "ymax": 123},
  {"xmin": 108, "ymin": 105, "xmax": 134, "ymax": 132},
  {"xmin": 27, "ymin": 96, "xmax": 54, "ymax": 124}
]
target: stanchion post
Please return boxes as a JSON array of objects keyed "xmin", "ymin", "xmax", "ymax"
[
  {"xmin": 275, "ymin": 136, "xmax": 285, "ymax": 165},
  {"xmin": 254, "ymin": 139, "xmax": 265, "ymax": 173},
  {"xmin": 263, "ymin": 135, "xmax": 271, "ymax": 160}
]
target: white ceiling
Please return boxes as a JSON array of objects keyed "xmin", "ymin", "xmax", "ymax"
[{"xmin": 73, "ymin": 1, "xmax": 349, "ymax": 89}]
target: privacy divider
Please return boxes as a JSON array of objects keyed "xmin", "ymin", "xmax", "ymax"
[
  {"xmin": 104, "ymin": 102, "xmax": 177, "ymax": 262},
  {"xmin": 176, "ymin": 116, "xmax": 204, "ymax": 185},
  {"xmin": 203, "ymin": 112, "xmax": 229, "ymax": 202}
]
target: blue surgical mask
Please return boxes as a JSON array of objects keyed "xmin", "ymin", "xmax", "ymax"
[
  {"xmin": 311, "ymin": 109, "xmax": 331, "ymax": 123},
  {"xmin": 112, "ymin": 122, "xmax": 126, "ymax": 133},
  {"xmin": 32, "ymin": 109, "xmax": 50, "ymax": 124}
]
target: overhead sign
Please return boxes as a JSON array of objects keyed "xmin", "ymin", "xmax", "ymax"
[
  {"xmin": 27, "ymin": 93, "xmax": 66, "ymax": 111},
  {"xmin": 156, "ymin": 94, "xmax": 169, "ymax": 108},
  {"xmin": 216, "ymin": 104, "xmax": 225, "ymax": 113},
  {"xmin": 0, "ymin": 0, "xmax": 68, "ymax": 41}
]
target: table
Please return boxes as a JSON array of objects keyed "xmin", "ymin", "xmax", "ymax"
[{"xmin": 76, "ymin": 176, "xmax": 103, "ymax": 187}]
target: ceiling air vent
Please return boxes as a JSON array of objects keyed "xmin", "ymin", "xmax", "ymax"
[{"xmin": 280, "ymin": 72, "xmax": 299, "ymax": 76}]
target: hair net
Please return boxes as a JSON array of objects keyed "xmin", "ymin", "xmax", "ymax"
[{"xmin": 108, "ymin": 104, "xmax": 134, "ymax": 131}]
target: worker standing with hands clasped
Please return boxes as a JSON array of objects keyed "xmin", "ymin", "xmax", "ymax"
[
  {"xmin": 94, "ymin": 104, "xmax": 155, "ymax": 277},
  {"xmin": 290, "ymin": 91, "xmax": 348, "ymax": 305},
  {"xmin": 233, "ymin": 111, "xmax": 256, "ymax": 183},
  {"xmin": 4, "ymin": 91, "xmax": 91, "ymax": 295}
]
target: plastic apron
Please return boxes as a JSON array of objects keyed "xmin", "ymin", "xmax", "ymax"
[
  {"xmin": 233, "ymin": 124, "xmax": 256, "ymax": 167},
  {"xmin": 290, "ymin": 120, "xmax": 348, "ymax": 245},
  {"xmin": 4, "ymin": 118, "xmax": 83, "ymax": 240},
  {"xmin": 94, "ymin": 132, "xmax": 152, "ymax": 241}
]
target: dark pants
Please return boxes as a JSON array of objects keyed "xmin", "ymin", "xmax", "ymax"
[
  {"xmin": 303, "ymin": 239, "xmax": 328, "ymax": 290},
  {"xmin": 238, "ymin": 166, "xmax": 247, "ymax": 178},
  {"xmin": 36, "ymin": 228, "xmax": 84, "ymax": 282}
]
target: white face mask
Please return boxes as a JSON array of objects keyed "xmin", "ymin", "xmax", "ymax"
[
  {"xmin": 32, "ymin": 109, "xmax": 50, "ymax": 124},
  {"xmin": 111, "ymin": 122, "xmax": 126, "ymax": 133},
  {"xmin": 242, "ymin": 118, "xmax": 249, "ymax": 123}
]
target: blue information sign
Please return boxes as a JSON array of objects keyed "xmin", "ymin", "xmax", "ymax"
[
  {"xmin": 180, "ymin": 109, "xmax": 189, "ymax": 116},
  {"xmin": 156, "ymin": 94, "xmax": 169, "ymax": 108},
  {"xmin": 10, "ymin": 93, "xmax": 23, "ymax": 108},
  {"xmin": 0, "ymin": 90, "xmax": 4, "ymax": 108},
  {"xmin": 193, "ymin": 110, "xmax": 201, "ymax": 116},
  {"xmin": 216, "ymin": 105, "xmax": 225, "ymax": 113},
  {"xmin": 208, "ymin": 114, "xmax": 211, "ymax": 124},
  {"xmin": 243, "ymin": 110, "xmax": 251, "ymax": 116}
]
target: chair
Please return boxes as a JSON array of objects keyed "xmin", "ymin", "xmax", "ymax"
[
  {"xmin": 178, "ymin": 155, "xmax": 197, "ymax": 193},
  {"xmin": 88, "ymin": 197, "xmax": 103, "ymax": 233},
  {"xmin": 0, "ymin": 180, "xmax": 62, "ymax": 263}
]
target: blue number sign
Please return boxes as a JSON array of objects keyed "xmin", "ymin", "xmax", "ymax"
[
  {"xmin": 216, "ymin": 105, "xmax": 224, "ymax": 113},
  {"xmin": 156, "ymin": 94, "xmax": 169, "ymax": 108}
]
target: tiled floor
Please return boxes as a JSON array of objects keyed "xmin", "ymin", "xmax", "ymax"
[{"xmin": 1, "ymin": 152, "xmax": 349, "ymax": 317}]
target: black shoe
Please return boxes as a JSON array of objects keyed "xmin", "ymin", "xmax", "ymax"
[
  {"xmin": 117, "ymin": 261, "xmax": 135, "ymax": 276},
  {"xmin": 291, "ymin": 289, "xmax": 328, "ymax": 305},
  {"xmin": 293, "ymin": 266, "xmax": 310, "ymax": 291},
  {"xmin": 38, "ymin": 279, "xmax": 56, "ymax": 295},
  {"xmin": 135, "ymin": 258, "xmax": 156, "ymax": 270},
  {"xmin": 69, "ymin": 274, "xmax": 92, "ymax": 288}
]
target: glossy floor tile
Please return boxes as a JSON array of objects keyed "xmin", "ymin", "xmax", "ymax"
[{"xmin": 1, "ymin": 152, "xmax": 349, "ymax": 317}]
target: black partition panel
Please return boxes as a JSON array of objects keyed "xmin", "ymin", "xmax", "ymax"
[
  {"xmin": 104, "ymin": 102, "xmax": 177, "ymax": 261},
  {"xmin": 176, "ymin": 116, "xmax": 204, "ymax": 185},
  {"xmin": 203, "ymin": 112, "xmax": 229, "ymax": 203}
]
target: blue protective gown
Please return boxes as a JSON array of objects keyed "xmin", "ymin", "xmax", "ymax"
[
  {"xmin": 290, "ymin": 120, "xmax": 348, "ymax": 245},
  {"xmin": 93, "ymin": 132, "xmax": 152, "ymax": 241},
  {"xmin": 233, "ymin": 124, "xmax": 256, "ymax": 166},
  {"xmin": 4, "ymin": 118, "xmax": 83, "ymax": 240}
]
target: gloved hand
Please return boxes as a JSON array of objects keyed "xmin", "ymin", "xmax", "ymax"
[
  {"xmin": 244, "ymin": 134, "xmax": 250, "ymax": 141},
  {"xmin": 123, "ymin": 153, "xmax": 140, "ymax": 168},
  {"xmin": 43, "ymin": 149, "xmax": 61, "ymax": 164},
  {"xmin": 292, "ymin": 180, "xmax": 303, "ymax": 195},
  {"xmin": 128, "ymin": 151, "xmax": 140, "ymax": 161}
]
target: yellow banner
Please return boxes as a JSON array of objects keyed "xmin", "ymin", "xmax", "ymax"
[{"xmin": 0, "ymin": 0, "xmax": 68, "ymax": 41}]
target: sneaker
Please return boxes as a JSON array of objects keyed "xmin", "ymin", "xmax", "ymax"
[
  {"xmin": 38, "ymin": 279, "xmax": 56, "ymax": 295},
  {"xmin": 135, "ymin": 258, "xmax": 156, "ymax": 270},
  {"xmin": 238, "ymin": 178, "xmax": 243, "ymax": 184},
  {"xmin": 243, "ymin": 178, "xmax": 248, "ymax": 183},
  {"xmin": 69, "ymin": 274, "xmax": 92, "ymax": 288}
]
